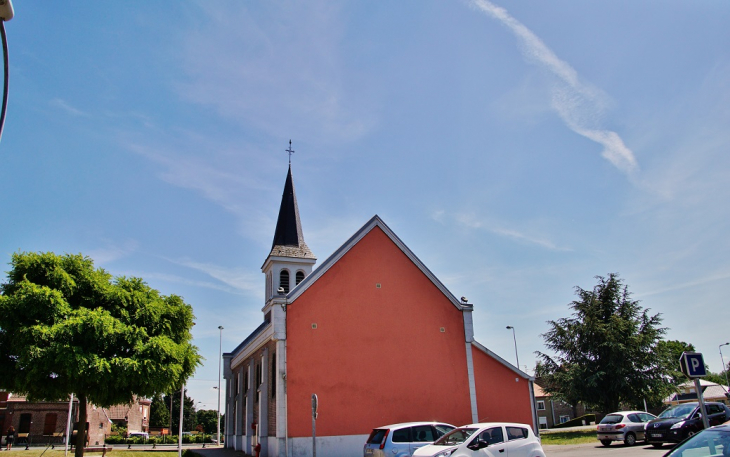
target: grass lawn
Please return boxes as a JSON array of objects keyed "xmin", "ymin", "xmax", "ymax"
[{"xmin": 540, "ymin": 429, "xmax": 597, "ymax": 445}]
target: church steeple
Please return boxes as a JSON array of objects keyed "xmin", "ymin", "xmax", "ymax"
[
  {"xmin": 262, "ymin": 147, "xmax": 316, "ymax": 304},
  {"xmin": 269, "ymin": 165, "xmax": 315, "ymax": 259}
]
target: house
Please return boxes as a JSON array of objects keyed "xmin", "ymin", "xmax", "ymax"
[
  {"xmin": 665, "ymin": 380, "xmax": 730, "ymax": 406},
  {"xmin": 0, "ymin": 392, "xmax": 150, "ymax": 446},
  {"xmin": 223, "ymin": 164, "xmax": 538, "ymax": 457},
  {"xmin": 533, "ymin": 384, "xmax": 588, "ymax": 429}
]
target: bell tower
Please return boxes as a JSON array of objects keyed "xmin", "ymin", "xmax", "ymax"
[{"xmin": 261, "ymin": 151, "xmax": 316, "ymax": 307}]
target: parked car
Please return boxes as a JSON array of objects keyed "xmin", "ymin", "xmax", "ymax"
[
  {"xmin": 645, "ymin": 402, "xmax": 730, "ymax": 448},
  {"xmin": 660, "ymin": 423, "xmax": 730, "ymax": 457},
  {"xmin": 364, "ymin": 422, "xmax": 456, "ymax": 457},
  {"xmin": 412, "ymin": 422, "xmax": 546, "ymax": 457},
  {"xmin": 596, "ymin": 410, "xmax": 656, "ymax": 446}
]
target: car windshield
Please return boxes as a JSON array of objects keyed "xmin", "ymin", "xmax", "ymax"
[
  {"xmin": 659, "ymin": 404, "xmax": 697, "ymax": 420},
  {"xmin": 600, "ymin": 414, "xmax": 624, "ymax": 424},
  {"xmin": 665, "ymin": 429, "xmax": 730, "ymax": 457},
  {"xmin": 433, "ymin": 428, "xmax": 478, "ymax": 446}
]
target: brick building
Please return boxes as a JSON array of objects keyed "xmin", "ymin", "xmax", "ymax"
[
  {"xmin": 533, "ymin": 384, "xmax": 590, "ymax": 429},
  {"xmin": 0, "ymin": 392, "xmax": 149, "ymax": 446}
]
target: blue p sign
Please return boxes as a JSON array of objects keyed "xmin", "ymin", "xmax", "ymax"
[{"xmin": 680, "ymin": 352, "xmax": 707, "ymax": 378}]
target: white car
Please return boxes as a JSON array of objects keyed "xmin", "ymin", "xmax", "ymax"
[{"xmin": 412, "ymin": 423, "xmax": 545, "ymax": 457}]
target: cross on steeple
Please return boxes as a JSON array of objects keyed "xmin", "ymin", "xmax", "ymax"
[{"xmin": 286, "ymin": 140, "xmax": 295, "ymax": 165}]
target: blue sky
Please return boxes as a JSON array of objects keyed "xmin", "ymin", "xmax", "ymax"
[{"xmin": 1, "ymin": 1, "xmax": 729, "ymax": 410}]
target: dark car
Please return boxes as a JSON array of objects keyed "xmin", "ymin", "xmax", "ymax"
[{"xmin": 645, "ymin": 402, "xmax": 730, "ymax": 448}]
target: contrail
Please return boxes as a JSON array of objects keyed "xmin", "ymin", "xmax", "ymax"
[{"xmin": 470, "ymin": 0, "xmax": 639, "ymax": 175}]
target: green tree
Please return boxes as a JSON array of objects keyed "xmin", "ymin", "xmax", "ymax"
[
  {"xmin": 196, "ymin": 409, "xmax": 219, "ymax": 434},
  {"xmin": 536, "ymin": 273, "xmax": 672, "ymax": 413},
  {"xmin": 162, "ymin": 389, "xmax": 196, "ymax": 432},
  {"xmin": 149, "ymin": 394, "xmax": 170, "ymax": 428},
  {"xmin": 0, "ymin": 252, "xmax": 201, "ymax": 457},
  {"xmin": 657, "ymin": 340, "xmax": 695, "ymax": 385}
]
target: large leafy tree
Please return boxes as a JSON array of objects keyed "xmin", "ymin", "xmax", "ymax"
[
  {"xmin": 536, "ymin": 273, "xmax": 672, "ymax": 413},
  {"xmin": 0, "ymin": 252, "xmax": 201, "ymax": 457}
]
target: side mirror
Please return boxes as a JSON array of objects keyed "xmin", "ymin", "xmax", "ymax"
[{"xmin": 467, "ymin": 439, "xmax": 489, "ymax": 450}]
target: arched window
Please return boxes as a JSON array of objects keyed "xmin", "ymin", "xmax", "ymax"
[
  {"xmin": 296, "ymin": 271, "xmax": 305, "ymax": 285},
  {"xmin": 279, "ymin": 270, "xmax": 290, "ymax": 294}
]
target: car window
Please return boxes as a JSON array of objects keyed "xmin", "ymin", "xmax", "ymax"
[
  {"xmin": 392, "ymin": 427, "xmax": 410, "ymax": 443},
  {"xmin": 367, "ymin": 429, "xmax": 386, "ymax": 445},
  {"xmin": 411, "ymin": 426, "xmax": 435, "ymax": 442},
  {"xmin": 600, "ymin": 414, "xmax": 624, "ymax": 424},
  {"xmin": 665, "ymin": 429, "xmax": 730, "ymax": 457},
  {"xmin": 628, "ymin": 414, "xmax": 642, "ymax": 423},
  {"xmin": 434, "ymin": 428, "xmax": 478, "ymax": 446},
  {"xmin": 506, "ymin": 427, "xmax": 528, "ymax": 440},
  {"xmin": 434, "ymin": 425, "xmax": 454, "ymax": 438},
  {"xmin": 640, "ymin": 413, "xmax": 656, "ymax": 422},
  {"xmin": 479, "ymin": 427, "xmax": 505, "ymax": 445},
  {"xmin": 708, "ymin": 405, "xmax": 723, "ymax": 415},
  {"xmin": 660, "ymin": 404, "xmax": 697, "ymax": 420}
]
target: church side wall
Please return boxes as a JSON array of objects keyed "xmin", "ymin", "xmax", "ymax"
[
  {"xmin": 471, "ymin": 346, "xmax": 534, "ymax": 427},
  {"xmin": 286, "ymin": 227, "xmax": 473, "ymax": 439}
]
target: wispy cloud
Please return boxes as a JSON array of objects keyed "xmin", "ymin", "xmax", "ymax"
[
  {"xmin": 446, "ymin": 211, "xmax": 571, "ymax": 251},
  {"xmin": 174, "ymin": 2, "xmax": 374, "ymax": 145},
  {"xmin": 131, "ymin": 271, "xmax": 247, "ymax": 295},
  {"xmin": 167, "ymin": 258, "xmax": 260, "ymax": 294},
  {"xmin": 86, "ymin": 239, "xmax": 139, "ymax": 265},
  {"xmin": 637, "ymin": 270, "xmax": 730, "ymax": 298},
  {"xmin": 50, "ymin": 98, "xmax": 88, "ymax": 117},
  {"xmin": 469, "ymin": 0, "xmax": 639, "ymax": 176}
]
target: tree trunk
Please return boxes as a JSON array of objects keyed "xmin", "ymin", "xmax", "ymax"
[{"xmin": 74, "ymin": 394, "xmax": 87, "ymax": 457}]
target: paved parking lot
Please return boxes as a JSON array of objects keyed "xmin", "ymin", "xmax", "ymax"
[{"xmin": 544, "ymin": 443, "xmax": 672, "ymax": 457}]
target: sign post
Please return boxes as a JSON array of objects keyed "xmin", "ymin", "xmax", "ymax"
[
  {"xmin": 680, "ymin": 352, "xmax": 710, "ymax": 430},
  {"xmin": 312, "ymin": 394, "xmax": 318, "ymax": 457}
]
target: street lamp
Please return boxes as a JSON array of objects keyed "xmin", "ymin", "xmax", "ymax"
[
  {"xmin": 217, "ymin": 325, "xmax": 223, "ymax": 446},
  {"xmin": 720, "ymin": 343, "xmax": 730, "ymax": 392},
  {"xmin": 506, "ymin": 326, "xmax": 519, "ymax": 369}
]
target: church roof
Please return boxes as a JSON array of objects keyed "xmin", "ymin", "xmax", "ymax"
[
  {"xmin": 269, "ymin": 165, "xmax": 315, "ymax": 259},
  {"xmin": 287, "ymin": 215, "xmax": 471, "ymax": 312}
]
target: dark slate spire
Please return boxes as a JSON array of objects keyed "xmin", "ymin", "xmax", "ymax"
[{"xmin": 269, "ymin": 165, "xmax": 315, "ymax": 259}]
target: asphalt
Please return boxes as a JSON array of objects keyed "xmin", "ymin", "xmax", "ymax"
[{"xmin": 192, "ymin": 446, "xmax": 253, "ymax": 457}]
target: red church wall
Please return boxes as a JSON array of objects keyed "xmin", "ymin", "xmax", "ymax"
[
  {"xmin": 471, "ymin": 347, "xmax": 533, "ymax": 427},
  {"xmin": 287, "ymin": 227, "xmax": 473, "ymax": 438}
]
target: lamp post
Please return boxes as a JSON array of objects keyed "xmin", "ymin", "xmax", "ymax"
[
  {"xmin": 217, "ymin": 325, "xmax": 223, "ymax": 446},
  {"xmin": 720, "ymin": 343, "xmax": 730, "ymax": 392},
  {"xmin": 506, "ymin": 326, "xmax": 519, "ymax": 369}
]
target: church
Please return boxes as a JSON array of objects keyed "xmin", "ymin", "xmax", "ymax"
[{"xmin": 222, "ymin": 162, "xmax": 538, "ymax": 457}]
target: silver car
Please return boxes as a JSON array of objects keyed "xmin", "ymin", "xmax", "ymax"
[
  {"xmin": 597, "ymin": 410, "xmax": 656, "ymax": 446},
  {"xmin": 364, "ymin": 422, "xmax": 455, "ymax": 457}
]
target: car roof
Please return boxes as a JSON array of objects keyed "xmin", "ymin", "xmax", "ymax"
[
  {"xmin": 373, "ymin": 422, "xmax": 454, "ymax": 429},
  {"xmin": 606, "ymin": 411, "xmax": 653, "ymax": 415},
  {"xmin": 461, "ymin": 422, "xmax": 533, "ymax": 428}
]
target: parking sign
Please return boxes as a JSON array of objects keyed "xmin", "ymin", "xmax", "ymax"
[{"xmin": 680, "ymin": 352, "xmax": 707, "ymax": 378}]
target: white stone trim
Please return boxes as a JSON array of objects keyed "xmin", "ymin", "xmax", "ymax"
[
  {"xmin": 465, "ymin": 342, "xmax": 479, "ymax": 424},
  {"xmin": 231, "ymin": 325, "xmax": 273, "ymax": 369}
]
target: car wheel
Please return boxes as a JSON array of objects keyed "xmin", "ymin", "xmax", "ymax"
[
  {"xmin": 600, "ymin": 440, "xmax": 612, "ymax": 447},
  {"xmin": 687, "ymin": 430, "xmax": 696, "ymax": 439},
  {"xmin": 624, "ymin": 433, "xmax": 636, "ymax": 446},
  {"xmin": 651, "ymin": 443, "xmax": 663, "ymax": 448}
]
